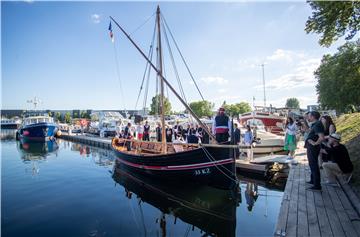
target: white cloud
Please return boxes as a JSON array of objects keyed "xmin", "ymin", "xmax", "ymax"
[
  {"xmin": 23, "ymin": 0, "xmax": 34, "ymax": 3},
  {"xmin": 266, "ymin": 49, "xmax": 305, "ymax": 62},
  {"xmin": 217, "ymin": 88, "xmax": 227, "ymax": 93},
  {"xmin": 254, "ymin": 57, "xmax": 321, "ymax": 90},
  {"xmin": 91, "ymin": 14, "xmax": 101, "ymax": 24},
  {"xmin": 200, "ymin": 76, "xmax": 228, "ymax": 85}
]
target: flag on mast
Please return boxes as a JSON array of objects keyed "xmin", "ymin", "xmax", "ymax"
[{"xmin": 108, "ymin": 21, "xmax": 114, "ymax": 43}]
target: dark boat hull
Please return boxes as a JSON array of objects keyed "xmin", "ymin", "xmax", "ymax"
[
  {"xmin": 17, "ymin": 123, "xmax": 58, "ymax": 142},
  {"xmin": 112, "ymin": 140, "xmax": 237, "ymax": 190},
  {"xmin": 1, "ymin": 124, "xmax": 20, "ymax": 129}
]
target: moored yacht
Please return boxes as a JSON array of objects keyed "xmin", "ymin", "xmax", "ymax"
[
  {"xmin": 16, "ymin": 111, "xmax": 58, "ymax": 142},
  {"xmin": 1, "ymin": 117, "xmax": 22, "ymax": 129}
]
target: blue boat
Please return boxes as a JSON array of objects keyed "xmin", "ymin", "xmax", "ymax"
[{"xmin": 16, "ymin": 111, "xmax": 58, "ymax": 142}]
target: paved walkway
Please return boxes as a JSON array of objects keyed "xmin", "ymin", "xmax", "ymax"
[{"xmin": 275, "ymin": 148, "xmax": 360, "ymax": 237}]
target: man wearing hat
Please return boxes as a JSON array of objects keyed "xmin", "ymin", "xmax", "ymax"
[
  {"xmin": 321, "ymin": 133, "xmax": 353, "ymax": 185},
  {"xmin": 212, "ymin": 107, "xmax": 231, "ymax": 143}
]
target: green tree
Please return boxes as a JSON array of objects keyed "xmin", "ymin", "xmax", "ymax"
[
  {"xmin": 189, "ymin": 100, "xmax": 214, "ymax": 118},
  {"xmin": 55, "ymin": 112, "xmax": 62, "ymax": 122},
  {"xmin": 48, "ymin": 111, "xmax": 53, "ymax": 117},
  {"xmin": 80, "ymin": 110, "xmax": 90, "ymax": 119},
  {"xmin": 305, "ymin": 1, "xmax": 360, "ymax": 47},
  {"xmin": 64, "ymin": 112, "xmax": 72, "ymax": 124},
  {"xmin": 223, "ymin": 102, "xmax": 252, "ymax": 117},
  {"xmin": 285, "ymin": 98, "xmax": 300, "ymax": 109},
  {"xmin": 149, "ymin": 95, "xmax": 172, "ymax": 115},
  {"xmin": 315, "ymin": 41, "xmax": 360, "ymax": 113}
]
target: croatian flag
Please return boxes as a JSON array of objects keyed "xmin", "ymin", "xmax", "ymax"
[{"xmin": 108, "ymin": 21, "xmax": 114, "ymax": 43}]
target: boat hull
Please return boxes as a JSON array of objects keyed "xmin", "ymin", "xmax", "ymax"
[
  {"xmin": 1, "ymin": 124, "xmax": 20, "ymax": 129},
  {"xmin": 17, "ymin": 123, "xmax": 58, "ymax": 142},
  {"xmin": 112, "ymin": 140, "xmax": 237, "ymax": 190}
]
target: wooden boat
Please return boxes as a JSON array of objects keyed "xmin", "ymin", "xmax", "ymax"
[
  {"xmin": 112, "ymin": 138, "xmax": 235, "ymax": 189},
  {"xmin": 110, "ymin": 6, "xmax": 237, "ymax": 190}
]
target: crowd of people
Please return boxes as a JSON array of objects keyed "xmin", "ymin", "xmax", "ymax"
[
  {"xmin": 285, "ymin": 111, "xmax": 353, "ymax": 191},
  {"xmin": 115, "ymin": 107, "xmax": 354, "ymax": 190}
]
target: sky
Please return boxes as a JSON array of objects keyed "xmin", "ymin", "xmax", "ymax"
[{"xmin": 1, "ymin": 1, "xmax": 347, "ymax": 111}]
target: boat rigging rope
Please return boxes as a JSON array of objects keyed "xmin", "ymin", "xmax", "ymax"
[
  {"xmin": 112, "ymin": 40, "xmax": 127, "ymax": 114},
  {"xmin": 161, "ymin": 18, "xmax": 187, "ymax": 104},
  {"xmin": 200, "ymin": 146, "xmax": 238, "ymax": 183},
  {"xmin": 135, "ymin": 44, "xmax": 153, "ymax": 110},
  {"xmin": 135, "ymin": 21, "xmax": 157, "ymax": 110},
  {"xmin": 161, "ymin": 13, "xmax": 205, "ymax": 101},
  {"xmin": 129, "ymin": 11, "xmax": 156, "ymax": 37}
]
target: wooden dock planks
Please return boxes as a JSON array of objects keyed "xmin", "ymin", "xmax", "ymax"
[{"xmin": 275, "ymin": 153, "xmax": 360, "ymax": 237}]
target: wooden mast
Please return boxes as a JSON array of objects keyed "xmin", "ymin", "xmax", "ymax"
[
  {"xmin": 156, "ymin": 6, "xmax": 167, "ymax": 153},
  {"xmin": 109, "ymin": 15, "xmax": 218, "ymax": 143}
]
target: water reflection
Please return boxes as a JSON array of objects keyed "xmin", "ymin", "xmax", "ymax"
[
  {"xmin": 70, "ymin": 143, "xmax": 115, "ymax": 166},
  {"xmin": 1, "ymin": 129, "xmax": 17, "ymax": 141},
  {"xmin": 3, "ymin": 131, "xmax": 285, "ymax": 236},
  {"xmin": 112, "ymin": 165, "xmax": 240, "ymax": 237},
  {"xmin": 17, "ymin": 139, "xmax": 59, "ymax": 161}
]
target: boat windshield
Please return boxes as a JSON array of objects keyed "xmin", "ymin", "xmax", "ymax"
[{"xmin": 24, "ymin": 117, "xmax": 53, "ymax": 125}]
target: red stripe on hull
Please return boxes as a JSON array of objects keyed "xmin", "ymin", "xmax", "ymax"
[{"xmin": 116, "ymin": 158, "xmax": 234, "ymax": 171}]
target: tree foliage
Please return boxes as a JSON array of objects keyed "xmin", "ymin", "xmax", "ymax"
[
  {"xmin": 149, "ymin": 95, "xmax": 172, "ymax": 115},
  {"xmin": 80, "ymin": 110, "xmax": 90, "ymax": 119},
  {"xmin": 55, "ymin": 112, "xmax": 62, "ymax": 122},
  {"xmin": 223, "ymin": 102, "xmax": 252, "ymax": 117},
  {"xmin": 305, "ymin": 1, "xmax": 360, "ymax": 47},
  {"xmin": 315, "ymin": 40, "xmax": 360, "ymax": 113},
  {"xmin": 64, "ymin": 112, "xmax": 72, "ymax": 124},
  {"xmin": 285, "ymin": 98, "xmax": 300, "ymax": 109},
  {"xmin": 189, "ymin": 100, "xmax": 214, "ymax": 118}
]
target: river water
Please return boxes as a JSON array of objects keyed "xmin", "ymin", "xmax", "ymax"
[{"xmin": 1, "ymin": 129, "xmax": 284, "ymax": 237}]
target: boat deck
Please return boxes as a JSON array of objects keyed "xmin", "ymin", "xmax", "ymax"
[{"xmin": 274, "ymin": 149, "xmax": 360, "ymax": 236}]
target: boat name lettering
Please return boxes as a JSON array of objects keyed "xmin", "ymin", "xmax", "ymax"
[{"xmin": 194, "ymin": 168, "xmax": 211, "ymax": 175}]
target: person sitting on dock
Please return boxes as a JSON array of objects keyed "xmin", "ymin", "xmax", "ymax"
[
  {"xmin": 212, "ymin": 107, "xmax": 231, "ymax": 143},
  {"xmin": 321, "ymin": 133, "xmax": 353, "ymax": 185},
  {"xmin": 143, "ymin": 121, "xmax": 150, "ymax": 141}
]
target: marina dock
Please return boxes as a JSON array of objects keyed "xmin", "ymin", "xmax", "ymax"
[
  {"xmin": 60, "ymin": 134, "xmax": 111, "ymax": 149},
  {"xmin": 274, "ymin": 149, "xmax": 360, "ymax": 237}
]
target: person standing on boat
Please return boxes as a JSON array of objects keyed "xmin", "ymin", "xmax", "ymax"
[
  {"xmin": 212, "ymin": 107, "xmax": 231, "ymax": 143},
  {"xmin": 165, "ymin": 125, "xmax": 173, "ymax": 142},
  {"xmin": 305, "ymin": 111, "xmax": 325, "ymax": 191},
  {"xmin": 124, "ymin": 122, "xmax": 132, "ymax": 151},
  {"xmin": 244, "ymin": 125, "xmax": 254, "ymax": 160},
  {"xmin": 143, "ymin": 121, "xmax": 150, "ymax": 141},
  {"xmin": 187, "ymin": 129, "xmax": 199, "ymax": 144},
  {"xmin": 173, "ymin": 121, "xmax": 180, "ymax": 138},
  {"xmin": 136, "ymin": 122, "xmax": 143, "ymax": 140},
  {"xmin": 156, "ymin": 123, "xmax": 162, "ymax": 142},
  {"xmin": 284, "ymin": 117, "xmax": 297, "ymax": 160},
  {"xmin": 234, "ymin": 123, "xmax": 241, "ymax": 158}
]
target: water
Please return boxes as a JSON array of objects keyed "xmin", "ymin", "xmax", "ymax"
[{"xmin": 1, "ymin": 129, "xmax": 284, "ymax": 237}]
